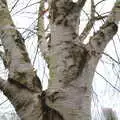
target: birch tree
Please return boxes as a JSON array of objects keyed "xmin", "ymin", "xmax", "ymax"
[
  {"xmin": 103, "ymin": 108, "xmax": 118, "ymax": 120},
  {"xmin": 0, "ymin": 0, "xmax": 120, "ymax": 120}
]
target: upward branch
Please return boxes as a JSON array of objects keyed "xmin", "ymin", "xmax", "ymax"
[
  {"xmin": 0, "ymin": 0, "xmax": 42, "ymax": 91},
  {"xmin": 37, "ymin": 0, "xmax": 47, "ymax": 57},
  {"xmin": 87, "ymin": 1, "xmax": 120, "ymax": 55},
  {"xmin": 79, "ymin": 0, "xmax": 95, "ymax": 42},
  {"xmin": 0, "ymin": 1, "xmax": 43, "ymax": 119}
]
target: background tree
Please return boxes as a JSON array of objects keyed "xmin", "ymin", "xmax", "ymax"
[
  {"xmin": 0, "ymin": 0, "xmax": 120, "ymax": 120},
  {"xmin": 102, "ymin": 108, "xmax": 118, "ymax": 120}
]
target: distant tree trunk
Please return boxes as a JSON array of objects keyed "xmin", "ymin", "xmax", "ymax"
[
  {"xmin": 0, "ymin": 0, "xmax": 120, "ymax": 120},
  {"xmin": 103, "ymin": 108, "xmax": 118, "ymax": 120}
]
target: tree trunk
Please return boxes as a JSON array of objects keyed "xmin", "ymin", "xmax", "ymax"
[
  {"xmin": 0, "ymin": 0, "xmax": 120, "ymax": 120},
  {"xmin": 43, "ymin": 1, "xmax": 119, "ymax": 120},
  {"xmin": 102, "ymin": 108, "xmax": 118, "ymax": 120}
]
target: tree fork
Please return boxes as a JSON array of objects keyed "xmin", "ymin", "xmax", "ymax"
[{"xmin": 0, "ymin": 0, "xmax": 120, "ymax": 120}]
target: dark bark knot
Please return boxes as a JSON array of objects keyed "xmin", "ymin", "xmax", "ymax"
[
  {"xmin": 50, "ymin": 0, "xmax": 79, "ymax": 27},
  {"xmin": 41, "ymin": 91, "xmax": 64, "ymax": 120},
  {"xmin": 1, "ymin": 0, "xmax": 7, "ymax": 5},
  {"xmin": 47, "ymin": 91, "xmax": 61, "ymax": 103},
  {"xmin": 101, "ymin": 22, "xmax": 118, "ymax": 34},
  {"xmin": 13, "ymin": 31, "xmax": 30, "ymax": 62}
]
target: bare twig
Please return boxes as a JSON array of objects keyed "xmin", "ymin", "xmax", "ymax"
[
  {"xmin": 96, "ymin": 71, "xmax": 120, "ymax": 93},
  {"xmin": 79, "ymin": 0, "xmax": 95, "ymax": 42}
]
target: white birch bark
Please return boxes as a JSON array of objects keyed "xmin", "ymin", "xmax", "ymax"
[
  {"xmin": 44, "ymin": 0, "xmax": 120, "ymax": 120},
  {"xmin": 0, "ymin": 1, "xmax": 43, "ymax": 119},
  {"xmin": 0, "ymin": 0, "xmax": 120, "ymax": 120}
]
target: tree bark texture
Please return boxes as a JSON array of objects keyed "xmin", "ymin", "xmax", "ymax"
[{"xmin": 0, "ymin": 0, "xmax": 120, "ymax": 120}]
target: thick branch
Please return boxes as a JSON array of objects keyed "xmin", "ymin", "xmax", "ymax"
[
  {"xmin": 87, "ymin": 1, "xmax": 120, "ymax": 54},
  {"xmin": 38, "ymin": 0, "xmax": 45, "ymax": 42},
  {"xmin": 49, "ymin": 0, "xmax": 87, "ymax": 34},
  {"xmin": 88, "ymin": 22, "xmax": 117, "ymax": 54},
  {"xmin": 37, "ymin": 0, "xmax": 48, "ymax": 57},
  {"xmin": 0, "ymin": 78, "xmax": 43, "ymax": 120},
  {"xmin": 0, "ymin": 0, "xmax": 42, "ymax": 91}
]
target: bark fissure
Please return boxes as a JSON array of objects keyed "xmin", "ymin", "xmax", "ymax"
[{"xmin": 41, "ymin": 91, "xmax": 64, "ymax": 120}]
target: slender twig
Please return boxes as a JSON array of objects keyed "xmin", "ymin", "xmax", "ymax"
[
  {"xmin": 0, "ymin": 99, "xmax": 8, "ymax": 106},
  {"xmin": 96, "ymin": 71, "xmax": 120, "ymax": 93},
  {"xmin": 79, "ymin": 0, "xmax": 95, "ymax": 42}
]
